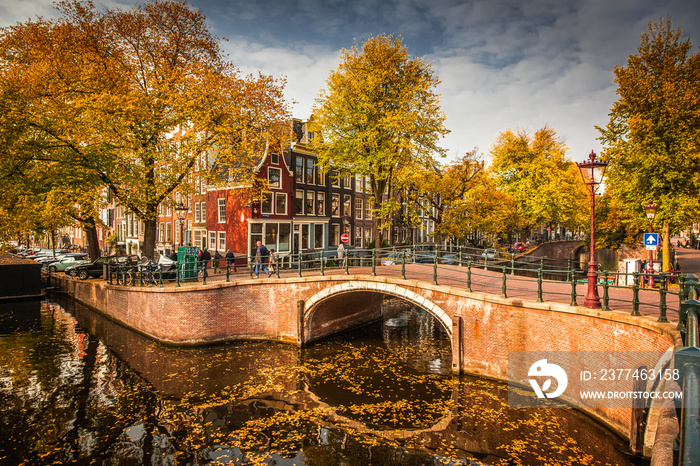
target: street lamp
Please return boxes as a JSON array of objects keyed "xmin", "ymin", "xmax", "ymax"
[
  {"xmin": 644, "ymin": 201, "xmax": 658, "ymax": 287},
  {"xmin": 577, "ymin": 151, "xmax": 608, "ymax": 309},
  {"xmin": 175, "ymin": 201, "xmax": 189, "ymax": 248}
]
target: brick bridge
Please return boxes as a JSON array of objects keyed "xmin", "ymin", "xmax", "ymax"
[{"xmin": 54, "ymin": 270, "xmax": 680, "ymax": 449}]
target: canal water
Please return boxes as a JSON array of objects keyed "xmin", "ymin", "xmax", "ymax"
[{"xmin": 0, "ymin": 294, "xmax": 646, "ymax": 466}]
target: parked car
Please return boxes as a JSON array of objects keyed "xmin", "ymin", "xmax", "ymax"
[
  {"xmin": 66, "ymin": 255, "xmax": 139, "ymax": 280},
  {"xmin": 44, "ymin": 254, "xmax": 90, "ymax": 273},
  {"xmin": 482, "ymin": 248, "xmax": 497, "ymax": 260},
  {"xmin": 414, "ymin": 253, "xmax": 437, "ymax": 264},
  {"xmin": 440, "ymin": 254, "xmax": 458, "ymax": 265},
  {"xmin": 511, "ymin": 242, "xmax": 526, "ymax": 253},
  {"xmin": 381, "ymin": 252, "xmax": 407, "ymax": 266}
]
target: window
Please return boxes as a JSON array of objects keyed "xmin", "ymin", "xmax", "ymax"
[
  {"xmin": 355, "ymin": 227, "xmax": 362, "ymax": 247},
  {"xmin": 275, "ymin": 193, "xmax": 287, "ymax": 215},
  {"xmin": 330, "ymin": 224, "xmax": 340, "ymax": 247},
  {"xmin": 305, "ymin": 191, "xmax": 314, "ymax": 215},
  {"xmin": 301, "ymin": 224, "xmax": 309, "ymax": 250},
  {"xmin": 315, "ymin": 166, "xmax": 324, "ymax": 185},
  {"xmin": 194, "ymin": 230, "xmax": 202, "ymax": 248},
  {"xmin": 217, "ymin": 198, "xmax": 226, "ymax": 223},
  {"xmin": 314, "ymin": 224, "xmax": 324, "ymax": 249},
  {"xmin": 200, "ymin": 201, "xmax": 206, "ymax": 223},
  {"xmin": 194, "ymin": 202, "xmax": 200, "ymax": 223},
  {"xmin": 251, "ymin": 224, "xmax": 263, "ymax": 257},
  {"xmin": 261, "ymin": 192, "xmax": 273, "ymax": 215},
  {"xmin": 265, "ymin": 224, "xmax": 277, "ymax": 246},
  {"xmin": 365, "ymin": 201, "xmax": 372, "ymax": 220},
  {"xmin": 343, "ymin": 195, "xmax": 351, "ymax": 217},
  {"xmin": 268, "ymin": 167, "xmax": 281, "ymax": 189},
  {"xmin": 209, "ymin": 231, "xmax": 216, "ymax": 249},
  {"xmin": 343, "ymin": 174, "xmax": 352, "ymax": 189},
  {"xmin": 218, "ymin": 231, "xmax": 226, "ymax": 252},
  {"xmin": 316, "ymin": 192, "xmax": 325, "ymax": 216},
  {"xmin": 295, "ymin": 157, "xmax": 304, "ymax": 183},
  {"xmin": 365, "ymin": 228, "xmax": 372, "ymax": 246},
  {"xmin": 306, "ymin": 159, "xmax": 314, "ymax": 184},
  {"xmin": 295, "ymin": 190, "xmax": 304, "ymax": 215},
  {"xmin": 355, "ymin": 198, "xmax": 363, "ymax": 220},
  {"xmin": 159, "ymin": 223, "xmax": 164, "ymax": 242},
  {"xmin": 331, "ymin": 194, "xmax": 340, "ymax": 217},
  {"xmin": 165, "ymin": 223, "xmax": 171, "ymax": 245},
  {"xmin": 279, "ymin": 223, "xmax": 290, "ymax": 251},
  {"xmin": 271, "ymin": 153, "xmax": 279, "ymax": 164},
  {"xmin": 331, "ymin": 170, "xmax": 340, "ymax": 187}
]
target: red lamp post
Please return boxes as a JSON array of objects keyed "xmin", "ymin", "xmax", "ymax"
[
  {"xmin": 577, "ymin": 151, "xmax": 608, "ymax": 309},
  {"xmin": 644, "ymin": 201, "xmax": 658, "ymax": 287}
]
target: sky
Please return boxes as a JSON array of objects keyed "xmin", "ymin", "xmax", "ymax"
[{"xmin": 1, "ymin": 0, "xmax": 699, "ymax": 164}]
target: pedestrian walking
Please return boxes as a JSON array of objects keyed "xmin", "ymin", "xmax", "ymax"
[
  {"xmin": 213, "ymin": 250, "xmax": 222, "ymax": 274},
  {"xmin": 337, "ymin": 242, "xmax": 345, "ymax": 268},
  {"xmin": 225, "ymin": 249, "xmax": 235, "ymax": 272},
  {"xmin": 254, "ymin": 241, "xmax": 270, "ymax": 278},
  {"xmin": 268, "ymin": 249, "xmax": 277, "ymax": 277},
  {"xmin": 198, "ymin": 248, "xmax": 211, "ymax": 275}
]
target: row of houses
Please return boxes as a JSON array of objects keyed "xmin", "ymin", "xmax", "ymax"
[{"xmin": 59, "ymin": 120, "xmax": 437, "ymax": 261}]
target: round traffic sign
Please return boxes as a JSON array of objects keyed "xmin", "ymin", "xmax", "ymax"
[{"xmin": 341, "ymin": 233, "xmax": 349, "ymax": 243}]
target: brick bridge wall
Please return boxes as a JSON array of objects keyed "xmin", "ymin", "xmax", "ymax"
[{"xmin": 53, "ymin": 273, "xmax": 681, "ymax": 444}]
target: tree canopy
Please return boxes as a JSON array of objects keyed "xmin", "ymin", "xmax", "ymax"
[
  {"xmin": 597, "ymin": 17, "xmax": 700, "ymax": 269},
  {"xmin": 489, "ymin": 125, "xmax": 588, "ymax": 234},
  {"xmin": 0, "ymin": 0, "xmax": 290, "ymax": 258},
  {"xmin": 311, "ymin": 34, "xmax": 449, "ymax": 245}
]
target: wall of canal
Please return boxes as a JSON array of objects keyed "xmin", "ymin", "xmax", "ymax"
[{"xmin": 52, "ymin": 273, "xmax": 682, "ymax": 459}]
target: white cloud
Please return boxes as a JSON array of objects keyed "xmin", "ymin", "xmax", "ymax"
[{"xmin": 2, "ymin": 0, "xmax": 698, "ymax": 166}]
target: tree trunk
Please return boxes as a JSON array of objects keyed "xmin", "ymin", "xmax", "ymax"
[
  {"xmin": 83, "ymin": 216, "xmax": 101, "ymax": 260},
  {"xmin": 142, "ymin": 217, "xmax": 157, "ymax": 260}
]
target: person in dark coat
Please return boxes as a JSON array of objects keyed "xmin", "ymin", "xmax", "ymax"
[
  {"xmin": 225, "ymin": 249, "xmax": 236, "ymax": 272},
  {"xmin": 254, "ymin": 241, "xmax": 270, "ymax": 278},
  {"xmin": 198, "ymin": 248, "xmax": 211, "ymax": 274}
]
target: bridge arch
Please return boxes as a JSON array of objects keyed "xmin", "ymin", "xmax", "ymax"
[{"xmin": 303, "ymin": 280, "xmax": 453, "ymax": 342}]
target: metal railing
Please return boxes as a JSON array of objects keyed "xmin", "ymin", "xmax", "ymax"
[
  {"xmin": 99, "ymin": 245, "xmax": 682, "ymax": 320},
  {"xmin": 675, "ymin": 275, "xmax": 700, "ymax": 465}
]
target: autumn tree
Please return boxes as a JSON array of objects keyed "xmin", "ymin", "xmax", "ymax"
[
  {"xmin": 0, "ymin": 0, "xmax": 290, "ymax": 259},
  {"xmin": 404, "ymin": 149, "xmax": 485, "ymax": 242},
  {"xmin": 311, "ymin": 34, "xmax": 449, "ymax": 246},
  {"xmin": 490, "ymin": 125, "xmax": 588, "ymax": 236},
  {"xmin": 597, "ymin": 18, "xmax": 700, "ymax": 271},
  {"xmin": 454, "ymin": 178, "xmax": 525, "ymax": 244},
  {"xmin": 595, "ymin": 193, "xmax": 646, "ymax": 250}
]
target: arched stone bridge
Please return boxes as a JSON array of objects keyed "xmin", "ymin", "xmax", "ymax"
[{"xmin": 55, "ymin": 272, "xmax": 680, "ymax": 444}]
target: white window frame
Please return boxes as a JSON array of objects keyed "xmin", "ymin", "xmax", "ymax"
[
  {"xmin": 275, "ymin": 193, "xmax": 287, "ymax": 215},
  {"xmin": 261, "ymin": 192, "xmax": 273, "ymax": 215},
  {"xmin": 218, "ymin": 231, "xmax": 226, "ymax": 252},
  {"xmin": 268, "ymin": 167, "xmax": 281, "ymax": 189},
  {"xmin": 355, "ymin": 198, "xmax": 363, "ymax": 220},
  {"xmin": 217, "ymin": 198, "xmax": 226, "ymax": 223}
]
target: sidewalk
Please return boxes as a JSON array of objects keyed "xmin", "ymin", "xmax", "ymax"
[{"xmin": 673, "ymin": 240, "xmax": 700, "ymax": 275}]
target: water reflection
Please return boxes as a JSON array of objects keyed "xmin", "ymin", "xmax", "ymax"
[{"xmin": 0, "ymin": 293, "xmax": 644, "ymax": 465}]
